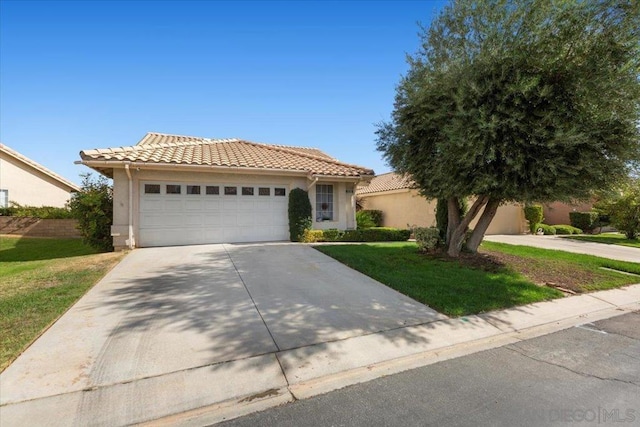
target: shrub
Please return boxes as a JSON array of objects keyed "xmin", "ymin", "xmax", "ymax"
[
  {"xmin": 356, "ymin": 210, "xmax": 376, "ymax": 229},
  {"xmin": 553, "ymin": 224, "xmax": 583, "ymax": 235},
  {"xmin": 363, "ymin": 210, "xmax": 383, "ymax": 227},
  {"xmin": 322, "ymin": 228, "xmax": 343, "ymax": 241},
  {"xmin": 68, "ymin": 174, "xmax": 113, "ymax": 251},
  {"xmin": 569, "ymin": 211, "xmax": 599, "ymax": 232},
  {"xmin": 301, "ymin": 229, "xmax": 324, "ymax": 243},
  {"xmin": 0, "ymin": 202, "xmax": 73, "ymax": 219},
  {"xmin": 607, "ymin": 186, "xmax": 640, "ymax": 239},
  {"xmin": 288, "ymin": 188, "xmax": 312, "ymax": 241},
  {"xmin": 536, "ymin": 224, "xmax": 556, "ymax": 235},
  {"xmin": 414, "ymin": 227, "xmax": 441, "ymax": 252},
  {"xmin": 340, "ymin": 227, "xmax": 410, "ymax": 242},
  {"xmin": 524, "ymin": 205, "xmax": 544, "ymax": 234}
]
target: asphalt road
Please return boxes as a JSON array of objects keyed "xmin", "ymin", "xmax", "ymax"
[{"xmin": 218, "ymin": 311, "xmax": 640, "ymax": 427}]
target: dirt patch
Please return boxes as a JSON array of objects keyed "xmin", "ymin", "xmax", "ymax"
[{"xmin": 423, "ymin": 249, "xmax": 611, "ymax": 293}]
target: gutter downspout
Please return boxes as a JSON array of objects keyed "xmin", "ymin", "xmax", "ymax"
[
  {"xmin": 307, "ymin": 175, "xmax": 319, "ymax": 190},
  {"xmin": 124, "ymin": 164, "xmax": 135, "ymax": 249}
]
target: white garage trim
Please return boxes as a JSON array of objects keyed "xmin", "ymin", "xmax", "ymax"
[{"xmin": 138, "ymin": 181, "xmax": 289, "ymax": 247}]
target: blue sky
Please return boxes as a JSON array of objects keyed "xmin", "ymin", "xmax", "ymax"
[{"xmin": 1, "ymin": 0, "xmax": 447, "ymax": 184}]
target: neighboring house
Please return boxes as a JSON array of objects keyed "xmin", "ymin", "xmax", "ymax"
[
  {"xmin": 78, "ymin": 132, "xmax": 374, "ymax": 249},
  {"xmin": 0, "ymin": 143, "xmax": 80, "ymax": 208},
  {"xmin": 357, "ymin": 172, "xmax": 526, "ymax": 235},
  {"xmin": 543, "ymin": 201, "xmax": 594, "ymax": 226}
]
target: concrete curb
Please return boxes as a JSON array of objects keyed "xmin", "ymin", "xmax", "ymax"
[{"xmin": 149, "ymin": 284, "xmax": 640, "ymax": 426}]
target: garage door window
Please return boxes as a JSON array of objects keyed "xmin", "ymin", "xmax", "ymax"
[
  {"xmin": 206, "ymin": 186, "xmax": 220, "ymax": 195},
  {"xmin": 316, "ymin": 184, "xmax": 334, "ymax": 221},
  {"xmin": 259, "ymin": 187, "xmax": 270, "ymax": 196},
  {"xmin": 187, "ymin": 185, "xmax": 201, "ymax": 195},
  {"xmin": 275, "ymin": 188, "xmax": 286, "ymax": 196},
  {"xmin": 166, "ymin": 185, "xmax": 181, "ymax": 194},
  {"xmin": 144, "ymin": 184, "xmax": 160, "ymax": 194},
  {"xmin": 224, "ymin": 186, "xmax": 237, "ymax": 195}
]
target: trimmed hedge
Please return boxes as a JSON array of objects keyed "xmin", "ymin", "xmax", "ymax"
[
  {"xmin": 362, "ymin": 210, "xmax": 383, "ymax": 227},
  {"xmin": 0, "ymin": 203, "xmax": 73, "ymax": 219},
  {"xmin": 536, "ymin": 224, "xmax": 556, "ymax": 235},
  {"xmin": 356, "ymin": 211, "xmax": 376, "ymax": 229},
  {"xmin": 553, "ymin": 224, "xmax": 583, "ymax": 235},
  {"xmin": 288, "ymin": 188, "xmax": 312, "ymax": 241},
  {"xmin": 524, "ymin": 205, "xmax": 544, "ymax": 234},
  {"xmin": 569, "ymin": 211, "xmax": 599, "ymax": 232},
  {"xmin": 301, "ymin": 227, "xmax": 410, "ymax": 243}
]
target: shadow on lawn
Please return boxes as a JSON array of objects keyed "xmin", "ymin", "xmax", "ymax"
[
  {"xmin": 0, "ymin": 236, "xmax": 98, "ymax": 262},
  {"xmin": 81, "ymin": 243, "xmax": 522, "ymax": 380}
]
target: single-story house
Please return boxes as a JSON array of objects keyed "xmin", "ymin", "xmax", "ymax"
[
  {"xmin": 543, "ymin": 201, "xmax": 594, "ymax": 225},
  {"xmin": 357, "ymin": 172, "xmax": 526, "ymax": 235},
  {"xmin": 78, "ymin": 132, "xmax": 374, "ymax": 250},
  {"xmin": 0, "ymin": 143, "xmax": 80, "ymax": 208}
]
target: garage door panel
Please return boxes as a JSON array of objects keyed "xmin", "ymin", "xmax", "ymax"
[
  {"xmin": 204, "ymin": 200, "xmax": 221, "ymax": 210},
  {"xmin": 164, "ymin": 200, "xmax": 183, "ymax": 211},
  {"xmin": 184, "ymin": 200, "xmax": 203, "ymax": 211},
  {"xmin": 140, "ymin": 199, "xmax": 163, "ymax": 211},
  {"xmin": 139, "ymin": 181, "xmax": 289, "ymax": 247},
  {"xmin": 203, "ymin": 213, "xmax": 222, "ymax": 226}
]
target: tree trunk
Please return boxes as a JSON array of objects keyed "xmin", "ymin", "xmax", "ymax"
[
  {"xmin": 465, "ymin": 198, "xmax": 501, "ymax": 253},
  {"xmin": 447, "ymin": 196, "xmax": 489, "ymax": 257},
  {"xmin": 445, "ymin": 197, "xmax": 461, "ymax": 248}
]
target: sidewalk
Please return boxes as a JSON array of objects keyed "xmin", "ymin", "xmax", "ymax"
[
  {"xmin": 484, "ymin": 234, "xmax": 640, "ymax": 263},
  {"xmin": 3, "ymin": 283, "xmax": 638, "ymax": 427}
]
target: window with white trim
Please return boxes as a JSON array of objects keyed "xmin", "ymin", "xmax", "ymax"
[
  {"xmin": 0, "ymin": 190, "xmax": 7, "ymax": 208},
  {"xmin": 316, "ymin": 184, "xmax": 334, "ymax": 221}
]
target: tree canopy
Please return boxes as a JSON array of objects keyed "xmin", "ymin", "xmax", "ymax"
[{"xmin": 376, "ymin": 0, "xmax": 640, "ymax": 256}]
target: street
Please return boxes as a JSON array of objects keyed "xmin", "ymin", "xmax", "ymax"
[{"xmin": 219, "ymin": 311, "xmax": 640, "ymax": 427}]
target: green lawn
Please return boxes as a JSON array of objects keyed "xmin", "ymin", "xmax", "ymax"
[
  {"xmin": 315, "ymin": 242, "xmax": 640, "ymax": 317},
  {"xmin": 0, "ymin": 236, "xmax": 124, "ymax": 371},
  {"xmin": 560, "ymin": 232, "xmax": 640, "ymax": 249}
]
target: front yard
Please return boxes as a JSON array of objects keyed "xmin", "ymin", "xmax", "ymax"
[
  {"xmin": 0, "ymin": 236, "xmax": 124, "ymax": 371},
  {"xmin": 560, "ymin": 232, "xmax": 640, "ymax": 249},
  {"xmin": 315, "ymin": 241, "xmax": 640, "ymax": 317}
]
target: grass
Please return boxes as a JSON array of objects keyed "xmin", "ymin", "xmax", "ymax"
[
  {"xmin": 315, "ymin": 241, "xmax": 640, "ymax": 317},
  {"xmin": 315, "ymin": 242, "xmax": 563, "ymax": 317},
  {"xmin": 481, "ymin": 241, "xmax": 640, "ymax": 291},
  {"xmin": 0, "ymin": 236, "xmax": 125, "ymax": 371},
  {"xmin": 560, "ymin": 232, "xmax": 640, "ymax": 249}
]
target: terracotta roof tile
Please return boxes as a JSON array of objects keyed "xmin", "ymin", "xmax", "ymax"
[
  {"xmin": 356, "ymin": 172, "xmax": 415, "ymax": 194},
  {"xmin": 80, "ymin": 132, "xmax": 373, "ymax": 178}
]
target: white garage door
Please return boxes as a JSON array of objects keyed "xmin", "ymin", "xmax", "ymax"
[{"xmin": 139, "ymin": 182, "xmax": 289, "ymax": 247}]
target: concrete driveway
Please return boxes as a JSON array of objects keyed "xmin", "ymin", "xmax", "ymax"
[
  {"xmin": 0, "ymin": 243, "xmax": 445, "ymax": 426},
  {"xmin": 484, "ymin": 234, "xmax": 640, "ymax": 263}
]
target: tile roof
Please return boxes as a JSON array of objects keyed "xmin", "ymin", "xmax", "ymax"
[
  {"xmin": 0, "ymin": 143, "xmax": 80, "ymax": 192},
  {"xmin": 356, "ymin": 172, "xmax": 415, "ymax": 195},
  {"xmin": 80, "ymin": 132, "xmax": 373, "ymax": 178},
  {"xmin": 137, "ymin": 132, "xmax": 337, "ymax": 160}
]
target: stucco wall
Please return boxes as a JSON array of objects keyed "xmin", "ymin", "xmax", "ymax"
[
  {"xmin": 0, "ymin": 153, "xmax": 74, "ymax": 207},
  {"xmin": 543, "ymin": 201, "xmax": 594, "ymax": 225},
  {"xmin": 359, "ymin": 190, "xmax": 526, "ymax": 234},
  {"xmin": 111, "ymin": 167, "xmax": 357, "ymax": 248},
  {"xmin": 360, "ymin": 190, "xmax": 436, "ymax": 229}
]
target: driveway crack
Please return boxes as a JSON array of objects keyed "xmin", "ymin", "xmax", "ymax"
[{"xmin": 505, "ymin": 346, "xmax": 640, "ymax": 387}]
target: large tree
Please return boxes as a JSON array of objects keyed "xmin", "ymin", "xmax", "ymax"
[{"xmin": 377, "ymin": 0, "xmax": 640, "ymax": 257}]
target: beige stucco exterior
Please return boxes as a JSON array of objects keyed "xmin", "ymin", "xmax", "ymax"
[
  {"xmin": 359, "ymin": 189, "xmax": 526, "ymax": 235},
  {"xmin": 111, "ymin": 166, "xmax": 359, "ymax": 249},
  {"xmin": 0, "ymin": 149, "xmax": 78, "ymax": 208},
  {"xmin": 543, "ymin": 201, "xmax": 594, "ymax": 225}
]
